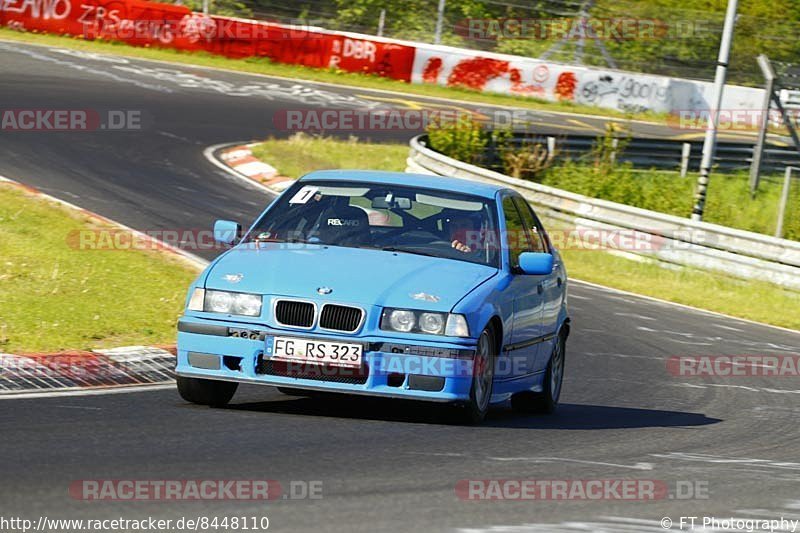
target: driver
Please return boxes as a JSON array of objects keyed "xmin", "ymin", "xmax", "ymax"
[{"xmin": 447, "ymin": 213, "xmax": 479, "ymax": 253}]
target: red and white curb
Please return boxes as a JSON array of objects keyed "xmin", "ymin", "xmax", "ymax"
[
  {"xmin": 217, "ymin": 143, "xmax": 293, "ymax": 192},
  {"xmin": 0, "ymin": 346, "xmax": 177, "ymax": 398},
  {"xmin": 0, "ymin": 140, "xmax": 290, "ymax": 398},
  {"xmin": 0, "ymin": 174, "xmax": 206, "ymax": 398}
]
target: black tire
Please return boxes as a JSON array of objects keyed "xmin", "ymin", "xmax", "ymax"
[
  {"xmin": 177, "ymin": 376, "xmax": 238, "ymax": 407},
  {"xmin": 511, "ymin": 330, "xmax": 566, "ymax": 415},
  {"xmin": 453, "ymin": 324, "xmax": 496, "ymax": 425}
]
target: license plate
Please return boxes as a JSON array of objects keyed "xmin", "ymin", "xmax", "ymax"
[{"xmin": 267, "ymin": 336, "xmax": 363, "ymax": 368}]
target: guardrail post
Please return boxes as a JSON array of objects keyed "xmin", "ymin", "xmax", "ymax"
[
  {"xmin": 750, "ymin": 54, "xmax": 776, "ymax": 195},
  {"xmin": 433, "ymin": 0, "xmax": 446, "ymax": 44},
  {"xmin": 610, "ymin": 138, "xmax": 619, "ymax": 165},
  {"xmin": 692, "ymin": 0, "xmax": 739, "ymax": 221},
  {"xmin": 547, "ymin": 136, "xmax": 556, "ymax": 161},
  {"xmin": 680, "ymin": 143, "xmax": 691, "ymax": 177},
  {"xmin": 377, "ymin": 9, "xmax": 386, "ymax": 37},
  {"xmin": 776, "ymin": 166, "xmax": 796, "ymax": 238}
]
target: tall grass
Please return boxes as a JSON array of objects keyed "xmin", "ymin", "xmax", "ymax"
[
  {"xmin": 425, "ymin": 120, "xmax": 800, "ymax": 240},
  {"xmin": 541, "ymin": 162, "xmax": 799, "ymax": 240}
]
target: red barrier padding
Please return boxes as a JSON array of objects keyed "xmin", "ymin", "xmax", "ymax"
[{"xmin": 0, "ymin": 0, "xmax": 414, "ymax": 81}]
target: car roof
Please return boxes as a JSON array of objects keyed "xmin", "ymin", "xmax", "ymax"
[{"xmin": 298, "ymin": 170, "xmax": 505, "ymax": 199}]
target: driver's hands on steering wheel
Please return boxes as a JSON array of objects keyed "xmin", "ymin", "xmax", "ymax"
[{"xmin": 451, "ymin": 239, "xmax": 472, "ymax": 253}]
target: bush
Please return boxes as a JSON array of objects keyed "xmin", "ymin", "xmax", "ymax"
[{"xmin": 425, "ymin": 115, "xmax": 489, "ymax": 166}]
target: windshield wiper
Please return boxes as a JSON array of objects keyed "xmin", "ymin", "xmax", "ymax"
[
  {"xmin": 380, "ymin": 246, "xmax": 438, "ymax": 258},
  {"xmin": 250, "ymin": 235, "xmax": 310, "ymax": 244}
]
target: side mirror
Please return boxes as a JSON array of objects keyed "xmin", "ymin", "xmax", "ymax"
[
  {"xmin": 213, "ymin": 220, "xmax": 241, "ymax": 245},
  {"xmin": 518, "ymin": 252, "xmax": 554, "ymax": 275}
]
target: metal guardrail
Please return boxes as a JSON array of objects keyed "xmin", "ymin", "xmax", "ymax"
[
  {"xmin": 407, "ymin": 135, "xmax": 800, "ymax": 291},
  {"xmin": 482, "ymin": 133, "xmax": 800, "ymax": 175}
]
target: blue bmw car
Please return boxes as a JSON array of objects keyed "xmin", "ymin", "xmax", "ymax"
[{"xmin": 176, "ymin": 170, "xmax": 570, "ymax": 423}]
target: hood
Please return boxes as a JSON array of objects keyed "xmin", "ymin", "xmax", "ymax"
[{"xmin": 204, "ymin": 243, "xmax": 497, "ymax": 312}]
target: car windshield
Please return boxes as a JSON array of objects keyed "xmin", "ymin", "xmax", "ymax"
[{"xmin": 245, "ymin": 180, "xmax": 500, "ymax": 267}]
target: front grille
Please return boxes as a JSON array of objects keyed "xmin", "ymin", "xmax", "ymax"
[
  {"xmin": 319, "ymin": 304, "xmax": 363, "ymax": 332},
  {"xmin": 275, "ymin": 300, "xmax": 315, "ymax": 328},
  {"xmin": 259, "ymin": 359, "xmax": 369, "ymax": 385}
]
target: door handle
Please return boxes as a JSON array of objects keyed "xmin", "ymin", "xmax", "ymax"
[{"xmin": 537, "ymin": 283, "xmax": 544, "ymax": 295}]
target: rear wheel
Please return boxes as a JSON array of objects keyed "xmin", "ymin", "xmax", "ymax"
[
  {"xmin": 177, "ymin": 376, "xmax": 238, "ymax": 407},
  {"xmin": 511, "ymin": 331, "xmax": 566, "ymax": 415},
  {"xmin": 453, "ymin": 325, "xmax": 496, "ymax": 425}
]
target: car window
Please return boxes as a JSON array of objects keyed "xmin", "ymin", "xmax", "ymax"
[
  {"xmin": 513, "ymin": 197, "xmax": 548, "ymax": 253},
  {"xmin": 246, "ymin": 180, "xmax": 501, "ymax": 267},
  {"xmin": 501, "ymin": 196, "xmax": 533, "ymax": 268}
]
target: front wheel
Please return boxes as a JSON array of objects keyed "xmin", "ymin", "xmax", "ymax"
[
  {"xmin": 511, "ymin": 331, "xmax": 566, "ymax": 414},
  {"xmin": 453, "ymin": 325, "xmax": 496, "ymax": 425},
  {"xmin": 177, "ymin": 376, "xmax": 238, "ymax": 407}
]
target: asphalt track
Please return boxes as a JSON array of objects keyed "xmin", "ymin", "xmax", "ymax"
[{"xmin": 2, "ymin": 40, "xmax": 800, "ymax": 533}]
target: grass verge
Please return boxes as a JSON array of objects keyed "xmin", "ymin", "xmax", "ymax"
[
  {"xmin": 0, "ymin": 27, "xmax": 667, "ymax": 124},
  {"xmin": 250, "ymin": 134, "xmax": 408, "ymax": 178},
  {"xmin": 546, "ymin": 219, "xmax": 800, "ymax": 330},
  {"xmin": 0, "ymin": 183, "xmax": 197, "ymax": 353},
  {"xmin": 247, "ymin": 135, "xmax": 800, "ymax": 330},
  {"xmin": 540, "ymin": 162, "xmax": 800, "ymax": 241}
]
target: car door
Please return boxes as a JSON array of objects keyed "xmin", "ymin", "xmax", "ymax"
[
  {"xmin": 514, "ymin": 197, "xmax": 563, "ymax": 372},
  {"xmin": 501, "ymin": 195, "xmax": 545, "ymax": 378}
]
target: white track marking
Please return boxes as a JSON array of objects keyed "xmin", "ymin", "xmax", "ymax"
[
  {"xmin": 672, "ymin": 383, "xmax": 800, "ymax": 395},
  {"xmin": 487, "ymin": 457, "xmax": 654, "ymax": 471},
  {"xmin": 652, "ymin": 452, "xmax": 800, "ymax": 471},
  {"xmin": 0, "ymin": 42, "xmax": 173, "ymax": 93},
  {"xmin": 614, "ymin": 312, "xmax": 656, "ymax": 321},
  {"xmin": 0, "ymin": 38, "xmax": 685, "ymax": 129},
  {"xmin": 0, "ymin": 382, "xmax": 175, "ymax": 399},
  {"xmin": 713, "ymin": 323, "xmax": 745, "ymax": 332}
]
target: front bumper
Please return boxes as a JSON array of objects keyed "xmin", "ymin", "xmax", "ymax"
[{"xmin": 176, "ymin": 316, "xmax": 478, "ymax": 402}]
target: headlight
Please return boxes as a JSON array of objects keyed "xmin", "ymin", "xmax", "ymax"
[
  {"xmin": 207, "ymin": 290, "xmax": 234, "ymax": 313},
  {"xmin": 381, "ymin": 308, "xmax": 470, "ymax": 337},
  {"xmin": 388, "ymin": 309, "xmax": 415, "ymax": 332},
  {"xmin": 201, "ymin": 289, "xmax": 263, "ymax": 317},
  {"xmin": 419, "ymin": 312, "xmax": 444, "ymax": 334},
  {"xmin": 234, "ymin": 293, "xmax": 262, "ymax": 316}
]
